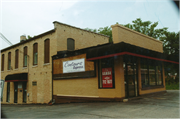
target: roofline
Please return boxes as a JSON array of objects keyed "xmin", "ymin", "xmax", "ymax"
[
  {"xmin": 1, "ymin": 29, "xmax": 55, "ymax": 52},
  {"xmin": 53, "ymin": 21, "xmax": 110, "ymax": 38}
]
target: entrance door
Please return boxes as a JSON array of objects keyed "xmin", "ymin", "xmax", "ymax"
[
  {"xmin": 124, "ymin": 55, "xmax": 139, "ymax": 98},
  {"xmin": 6, "ymin": 82, "xmax": 10, "ymax": 102},
  {"xmin": 14, "ymin": 82, "xmax": 18, "ymax": 103},
  {"xmin": 23, "ymin": 82, "xmax": 27, "ymax": 103}
]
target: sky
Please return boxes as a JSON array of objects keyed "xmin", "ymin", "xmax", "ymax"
[{"xmin": 0, "ymin": 0, "xmax": 179, "ymax": 50}]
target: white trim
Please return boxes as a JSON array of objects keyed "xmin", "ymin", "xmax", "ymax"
[
  {"xmin": 32, "ymin": 65, "xmax": 38, "ymax": 68},
  {"xmin": 56, "ymin": 94, "xmax": 99, "ymax": 98},
  {"xmin": 22, "ymin": 67, "xmax": 27, "ymax": 69},
  {"xmin": 43, "ymin": 63, "xmax": 50, "ymax": 66},
  {"xmin": 14, "ymin": 68, "xmax": 18, "ymax": 71}
]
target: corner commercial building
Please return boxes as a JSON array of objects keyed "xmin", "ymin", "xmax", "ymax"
[{"xmin": 1, "ymin": 22, "xmax": 178, "ymax": 104}]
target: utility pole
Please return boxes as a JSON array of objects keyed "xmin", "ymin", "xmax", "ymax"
[{"xmin": 0, "ymin": 33, "xmax": 13, "ymax": 46}]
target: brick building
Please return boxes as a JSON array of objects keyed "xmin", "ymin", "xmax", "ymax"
[
  {"xmin": 1, "ymin": 21, "xmax": 109, "ymax": 104},
  {"xmin": 1, "ymin": 22, "xmax": 178, "ymax": 104}
]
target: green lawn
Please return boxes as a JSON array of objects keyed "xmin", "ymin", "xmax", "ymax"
[{"xmin": 166, "ymin": 83, "xmax": 179, "ymax": 90}]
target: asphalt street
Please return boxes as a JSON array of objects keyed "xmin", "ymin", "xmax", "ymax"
[{"xmin": 1, "ymin": 90, "xmax": 179, "ymax": 118}]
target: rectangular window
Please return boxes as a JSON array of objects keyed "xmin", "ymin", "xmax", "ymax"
[
  {"xmin": 44, "ymin": 39, "xmax": 50, "ymax": 63},
  {"xmin": 8, "ymin": 52, "xmax": 11, "ymax": 70},
  {"xmin": 32, "ymin": 81, "xmax": 37, "ymax": 86},
  {"xmin": 98, "ymin": 57, "xmax": 115, "ymax": 88},
  {"xmin": 24, "ymin": 47, "xmax": 28, "ymax": 67},
  {"xmin": 141, "ymin": 59, "xmax": 149, "ymax": 88},
  {"xmin": 1, "ymin": 54, "xmax": 4, "ymax": 71},
  {"xmin": 141, "ymin": 58, "xmax": 163, "ymax": 88},
  {"xmin": 15, "ymin": 49, "xmax": 19, "ymax": 69},
  {"xmin": 33, "ymin": 43, "xmax": 38, "ymax": 65}
]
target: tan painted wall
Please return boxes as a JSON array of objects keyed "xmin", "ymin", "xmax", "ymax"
[
  {"xmin": 111, "ymin": 24, "xmax": 163, "ymax": 53},
  {"xmin": 53, "ymin": 55, "xmax": 125, "ymax": 98},
  {"xmin": 54, "ymin": 22, "xmax": 109, "ymax": 51}
]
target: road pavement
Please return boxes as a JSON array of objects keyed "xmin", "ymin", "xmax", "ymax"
[{"xmin": 1, "ymin": 90, "xmax": 179, "ymax": 118}]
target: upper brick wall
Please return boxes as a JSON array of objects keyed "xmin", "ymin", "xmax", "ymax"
[
  {"xmin": 111, "ymin": 24, "xmax": 163, "ymax": 53},
  {"xmin": 53, "ymin": 21, "xmax": 109, "ymax": 51}
]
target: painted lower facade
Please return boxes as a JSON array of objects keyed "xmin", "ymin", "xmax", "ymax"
[{"xmin": 52, "ymin": 42, "xmax": 167, "ymax": 103}]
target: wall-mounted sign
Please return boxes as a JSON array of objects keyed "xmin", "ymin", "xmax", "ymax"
[
  {"xmin": 63, "ymin": 58, "xmax": 85, "ymax": 73},
  {"xmin": 102, "ymin": 68, "xmax": 112, "ymax": 88}
]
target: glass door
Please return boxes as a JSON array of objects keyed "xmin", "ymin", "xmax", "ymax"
[{"xmin": 124, "ymin": 55, "xmax": 139, "ymax": 98}]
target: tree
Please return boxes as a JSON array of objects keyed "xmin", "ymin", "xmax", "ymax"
[
  {"xmin": 84, "ymin": 26, "xmax": 112, "ymax": 42},
  {"xmin": 123, "ymin": 18, "xmax": 168, "ymax": 39}
]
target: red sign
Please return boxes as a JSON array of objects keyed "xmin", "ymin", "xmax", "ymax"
[{"xmin": 102, "ymin": 68, "xmax": 113, "ymax": 88}]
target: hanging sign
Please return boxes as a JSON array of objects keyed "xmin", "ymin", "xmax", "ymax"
[
  {"xmin": 63, "ymin": 58, "xmax": 85, "ymax": 73},
  {"xmin": 102, "ymin": 68, "xmax": 113, "ymax": 88}
]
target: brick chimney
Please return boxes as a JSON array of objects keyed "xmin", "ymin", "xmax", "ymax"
[{"xmin": 20, "ymin": 35, "xmax": 26, "ymax": 42}]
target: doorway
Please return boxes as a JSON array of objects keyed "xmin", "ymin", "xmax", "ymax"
[
  {"xmin": 6, "ymin": 82, "xmax": 10, "ymax": 102},
  {"xmin": 124, "ymin": 55, "xmax": 139, "ymax": 98},
  {"xmin": 14, "ymin": 82, "xmax": 18, "ymax": 103},
  {"xmin": 23, "ymin": 82, "xmax": 27, "ymax": 103}
]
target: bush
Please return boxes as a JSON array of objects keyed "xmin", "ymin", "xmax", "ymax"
[{"xmin": 166, "ymin": 82, "xmax": 179, "ymax": 90}]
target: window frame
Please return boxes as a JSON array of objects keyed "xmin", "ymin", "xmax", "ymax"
[
  {"xmin": 15, "ymin": 49, "xmax": 19, "ymax": 69},
  {"xmin": 23, "ymin": 46, "xmax": 28, "ymax": 67},
  {"xmin": 33, "ymin": 43, "xmax": 38, "ymax": 65},
  {"xmin": 141, "ymin": 58, "xmax": 163, "ymax": 89},
  {"xmin": 8, "ymin": 52, "xmax": 11, "ymax": 70},
  {"xmin": 1, "ymin": 54, "xmax": 4, "ymax": 71},
  {"xmin": 98, "ymin": 57, "xmax": 115, "ymax": 89},
  {"xmin": 67, "ymin": 38, "xmax": 75, "ymax": 51},
  {"xmin": 44, "ymin": 39, "xmax": 50, "ymax": 64}
]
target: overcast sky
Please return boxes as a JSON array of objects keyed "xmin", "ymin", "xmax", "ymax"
[{"xmin": 0, "ymin": 0, "xmax": 179, "ymax": 50}]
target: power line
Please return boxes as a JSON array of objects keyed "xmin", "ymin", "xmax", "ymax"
[{"xmin": 0, "ymin": 33, "xmax": 13, "ymax": 46}]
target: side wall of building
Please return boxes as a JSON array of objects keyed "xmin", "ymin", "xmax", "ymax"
[{"xmin": 1, "ymin": 32, "xmax": 57, "ymax": 104}]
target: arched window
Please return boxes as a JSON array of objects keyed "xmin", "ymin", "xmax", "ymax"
[
  {"xmin": 8, "ymin": 52, "xmax": 11, "ymax": 70},
  {"xmin": 33, "ymin": 43, "xmax": 38, "ymax": 65},
  {"xmin": 67, "ymin": 38, "xmax": 75, "ymax": 51},
  {"xmin": 15, "ymin": 49, "xmax": 19, "ymax": 69},
  {"xmin": 1, "ymin": 54, "xmax": 4, "ymax": 71},
  {"xmin": 44, "ymin": 39, "xmax": 50, "ymax": 63},
  {"xmin": 24, "ymin": 46, "xmax": 28, "ymax": 67}
]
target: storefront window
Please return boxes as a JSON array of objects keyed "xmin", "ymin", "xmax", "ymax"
[
  {"xmin": 98, "ymin": 57, "xmax": 115, "ymax": 88},
  {"xmin": 141, "ymin": 58, "xmax": 163, "ymax": 88},
  {"xmin": 141, "ymin": 59, "xmax": 149, "ymax": 88}
]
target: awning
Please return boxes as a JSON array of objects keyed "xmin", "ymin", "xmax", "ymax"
[
  {"xmin": 86, "ymin": 42, "xmax": 179, "ymax": 64},
  {"xmin": 5, "ymin": 73, "xmax": 28, "ymax": 82}
]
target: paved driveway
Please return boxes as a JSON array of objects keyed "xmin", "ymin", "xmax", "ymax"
[{"xmin": 1, "ymin": 90, "xmax": 179, "ymax": 118}]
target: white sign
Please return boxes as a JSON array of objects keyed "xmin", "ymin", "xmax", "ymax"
[{"xmin": 63, "ymin": 58, "xmax": 85, "ymax": 73}]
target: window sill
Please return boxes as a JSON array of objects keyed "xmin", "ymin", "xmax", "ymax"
[
  {"xmin": 1, "ymin": 71, "xmax": 4, "ymax": 72},
  {"xmin": 43, "ymin": 63, "xmax": 50, "ymax": 66},
  {"xmin": 141, "ymin": 85, "xmax": 164, "ymax": 90},
  {"xmin": 7, "ymin": 70, "xmax": 11, "ymax": 72},
  {"xmin": 14, "ymin": 69, "xmax": 18, "ymax": 71},
  {"xmin": 23, "ymin": 67, "xmax": 27, "ymax": 69},
  {"xmin": 32, "ymin": 65, "xmax": 38, "ymax": 68}
]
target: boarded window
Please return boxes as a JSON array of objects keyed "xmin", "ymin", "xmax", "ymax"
[
  {"xmin": 24, "ymin": 46, "xmax": 28, "ymax": 67},
  {"xmin": 67, "ymin": 38, "xmax": 75, "ymax": 51},
  {"xmin": 32, "ymin": 81, "xmax": 37, "ymax": 86},
  {"xmin": 44, "ymin": 39, "xmax": 50, "ymax": 63},
  {"xmin": 15, "ymin": 49, "xmax": 19, "ymax": 69},
  {"xmin": 33, "ymin": 43, "xmax": 38, "ymax": 65},
  {"xmin": 1, "ymin": 54, "xmax": 4, "ymax": 71},
  {"xmin": 8, "ymin": 52, "xmax": 11, "ymax": 70}
]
